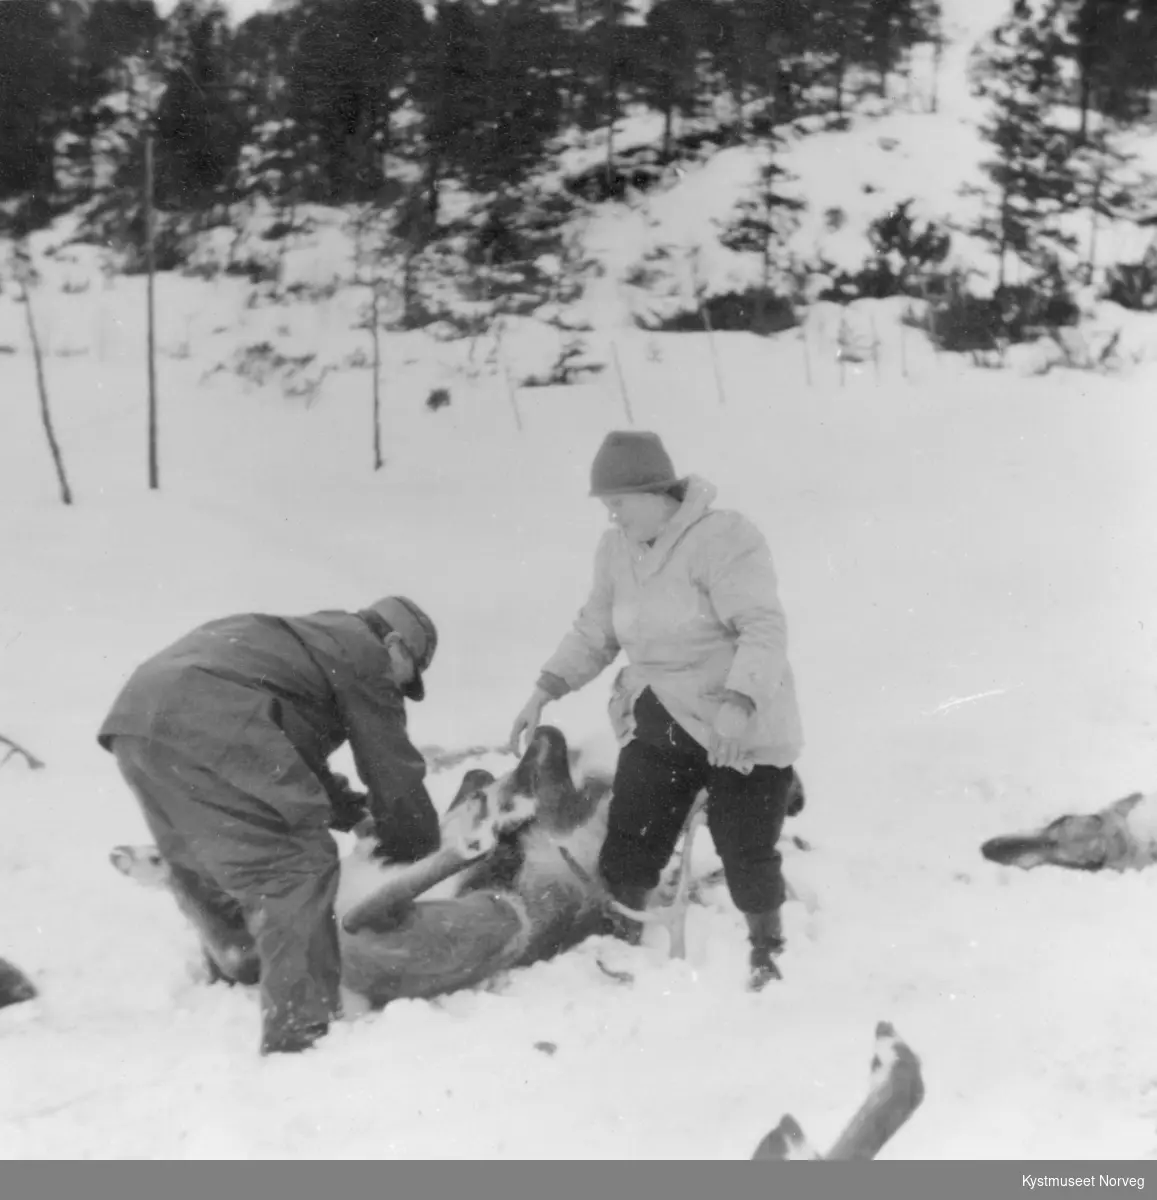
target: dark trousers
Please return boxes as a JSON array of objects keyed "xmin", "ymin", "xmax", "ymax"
[
  {"xmin": 598, "ymin": 689, "xmax": 794, "ymax": 915},
  {"xmin": 111, "ymin": 734, "xmax": 342, "ymax": 1054}
]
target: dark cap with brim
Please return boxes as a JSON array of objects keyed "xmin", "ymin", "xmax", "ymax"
[{"xmin": 360, "ymin": 596, "xmax": 438, "ymax": 702}]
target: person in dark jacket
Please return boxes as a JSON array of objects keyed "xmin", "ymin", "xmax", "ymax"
[{"xmin": 97, "ymin": 595, "xmax": 440, "ymax": 1056}]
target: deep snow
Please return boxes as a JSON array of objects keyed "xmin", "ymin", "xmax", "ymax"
[{"xmin": 2, "ymin": 0, "xmax": 1157, "ymax": 1162}]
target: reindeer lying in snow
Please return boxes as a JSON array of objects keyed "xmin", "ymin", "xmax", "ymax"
[
  {"xmin": 980, "ymin": 789, "xmax": 1157, "ymax": 874},
  {"xmin": 111, "ymin": 725, "xmax": 804, "ymax": 1007}
]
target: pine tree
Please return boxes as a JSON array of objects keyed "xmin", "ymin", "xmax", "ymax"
[
  {"xmin": 152, "ymin": 1, "xmax": 243, "ymax": 208},
  {"xmin": 1065, "ymin": 0, "xmax": 1139, "ymax": 138},
  {"xmin": 462, "ymin": 0, "xmax": 568, "ymax": 194},
  {"xmin": 717, "ymin": 137, "xmax": 806, "ymax": 325},
  {"xmin": 967, "ymin": 1, "xmax": 1079, "ymax": 288},
  {"xmin": 69, "ymin": 0, "xmax": 163, "ymax": 196},
  {"xmin": 636, "ymin": 0, "xmax": 714, "ymax": 159},
  {"xmin": 288, "ymin": 0, "xmax": 428, "ymax": 202},
  {"xmin": 0, "ymin": 2, "xmax": 73, "ymax": 199},
  {"xmin": 412, "ymin": 0, "xmax": 488, "ymax": 220},
  {"xmin": 573, "ymin": 0, "xmax": 636, "ymax": 187}
]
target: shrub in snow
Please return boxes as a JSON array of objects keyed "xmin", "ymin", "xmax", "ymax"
[
  {"xmin": 1102, "ymin": 248, "xmax": 1157, "ymax": 312},
  {"xmin": 909, "ymin": 266, "xmax": 1080, "ymax": 361},
  {"xmin": 817, "ymin": 200, "xmax": 951, "ymax": 303},
  {"xmin": 520, "ymin": 337, "xmax": 604, "ymax": 387},
  {"xmin": 640, "ymin": 288, "xmax": 799, "ymax": 336}
]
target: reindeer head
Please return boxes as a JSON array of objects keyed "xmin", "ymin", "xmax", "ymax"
[
  {"xmin": 980, "ymin": 792, "xmax": 1144, "ymax": 872},
  {"xmin": 110, "ymin": 845, "xmax": 173, "ymax": 889},
  {"xmin": 441, "ymin": 762, "xmax": 539, "ymax": 859},
  {"xmin": 492, "ymin": 725, "xmax": 594, "ymax": 835}
]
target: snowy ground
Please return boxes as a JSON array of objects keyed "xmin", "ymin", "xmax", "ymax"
[
  {"xmin": 3, "ymin": 0, "xmax": 1157, "ymax": 1162},
  {"xmin": 3, "ymin": 285, "xmax": 1157, "ymax": 1158}
]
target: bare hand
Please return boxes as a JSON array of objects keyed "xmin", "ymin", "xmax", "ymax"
[
  {"xmin": 509, "ymin": 689, "xmax": 550, "ymax": 755},
  {"xmin": 708, "ymin": 697, "xmax": 754, "ymax": 772}
]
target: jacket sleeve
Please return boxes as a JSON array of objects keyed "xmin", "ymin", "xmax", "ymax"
[
  {"xmin": 538, "ymin": 530, "xmax": 622, "ymax": 695},
  {"xmin": 699, "ymin": 513, "xmax": 791, "ymax": 707},
  {"xmin": 324, "ymin": 772, "xmax": 371, "ymax": 833},
  {"xmin": 338, "ymin": 680, "xmax": 438, "ymax": 851}
]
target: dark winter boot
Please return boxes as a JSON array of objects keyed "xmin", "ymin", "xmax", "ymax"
[
  {"xmin": 745, "ymin": 910, "xmax": 785, "ymax": 991},
  {"xmin": 0, "ymin": 956, "xmax": 37, "ymax": 1010},
  {"xmin": 260, "ymin": 1021, "xmax": 329, "ymax": 1057},
  {"xmin": 606, "ymin": 884, "xmax": 650, "ymax": 946}
]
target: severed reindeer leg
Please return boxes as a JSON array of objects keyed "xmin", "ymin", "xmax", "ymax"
[
  {"xmin": 752, "ymin": 1021, "xmax": 925, "ymax": 1161},
  {"xmin": 559, "ymin": 791, "xmax": 709, "ymax": 961}
]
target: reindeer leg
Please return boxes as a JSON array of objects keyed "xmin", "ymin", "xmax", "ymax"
[
  {"xmin": 751, "ymin": 1114, "xmax": 820, "ymax": 1161},
  {"xmin": 341, "ymin": 787, "xmax": 512, "ymax": 936},
  {"xmin": 341, "ymin": 844, "xmax": 492, "ymax": 935},
  {"xmin": 825, "ymin": 1021, "xmax": 925, "ymax": 1160},
  {"xmin": 752, "ymin": 1021, "xmax": 925, "ymax": 1162}
]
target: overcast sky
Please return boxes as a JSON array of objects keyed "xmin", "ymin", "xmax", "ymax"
[{"xmin": 156, "ymin": 0, "xmax": 279, "ymax": 23}]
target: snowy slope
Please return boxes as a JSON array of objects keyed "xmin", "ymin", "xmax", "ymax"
[{"xmin": 3, "ymin": 0, "xmax": 1157, "ymax": 1162}]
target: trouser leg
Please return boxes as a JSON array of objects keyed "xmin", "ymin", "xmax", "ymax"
[
  {"xmin": 705, "ymin": 763, "xmax": 794, "ymax": 917},
  {"xmin": 705, "ymin": 762, "xmax": 796, "ymax": 989},
  {"xmin": 112, "ymin": 735, "xmax": 259, "ymax": 983},
  {"xmin": 598, "ymin": 739, "xmax": 708, "ymax": 899},
  {"xmin": 110, "ymin": 734, "xmax": 342, "ymax": 1051}
]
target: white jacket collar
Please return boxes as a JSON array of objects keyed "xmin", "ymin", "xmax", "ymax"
[{"xmin": 630, "ymin": 475, "xmax": 717, "ymax": 578}]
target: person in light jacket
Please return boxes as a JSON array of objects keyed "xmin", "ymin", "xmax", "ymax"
[{"xmin": 509, "ymin": 431, "xmax": 804, "ymax": 990}]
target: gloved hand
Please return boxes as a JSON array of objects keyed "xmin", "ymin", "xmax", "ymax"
[{"xmin": 326, "ymin": 772, "xmax": 371, "ymax": 833}]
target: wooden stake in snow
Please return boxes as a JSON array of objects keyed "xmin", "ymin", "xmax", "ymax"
[
  {"xmin": 499, "ymin": 345, "xmax": 524, "ymax": 434},
  {"xmin": 15, "ymin": 259, "xmax": 73, "ymax": 507},
  {"xmin": 699, "ymin": 301, "xmax": 727, "ymax": 406},
  {"xmin": 800, "ymin": 320, "xmax": 813, "ymax": 387},
  {"xmin": 610, "ymin": 341, "xmax": 635, "ymax": 425},
  {"xmin": 370, "ymin": 279, "xmax": 384, "ymax": 471},
  {"xmin": 145, "ymin": 136, "xmax": 159, "ymax": 491},
  {"xmin": 752, "ymin": 1020, "xmax": 926, "ymax": 1160}
]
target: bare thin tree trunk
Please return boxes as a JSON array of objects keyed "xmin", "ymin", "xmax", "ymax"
[
  {"xmin": 930, "ymin": 37, "xmax": 942, "ymax": 114},
  {"xmin": 18, "ymin": 276, "xmax": 74, "ymax": 507},
  {"xmin": 500, "ymin": 353, "xmax": 524, "ymax": 433},
  {"xmin": 1087, "ymin": 165, "xmax": 1104, "ymax": 284},
  {"xmin": 610, "ymin": 342, "xmax": 635, "ymax": 424},
  {"xmin": 700, "ymin": 301, "xmax": 727, "ymax": 405},
  {"xmin": 145, "ymin": 136, "xmax": 159, "ymax": 491},
  {"xmin": 834, "ymin": 55, "xmax": 847, "ymax": 116},
  {"xmin": 370, "ymin": 280, "xmax": 383, "ymax": 471},
  {"xmin": 604, "ymin": 0, "xmax": 617, "ymax": 193}
]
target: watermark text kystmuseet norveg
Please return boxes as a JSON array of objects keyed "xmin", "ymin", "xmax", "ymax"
[{"xmin": 1023, "ymin": 1178, "xmax": 1145, "ymax": 1191}]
